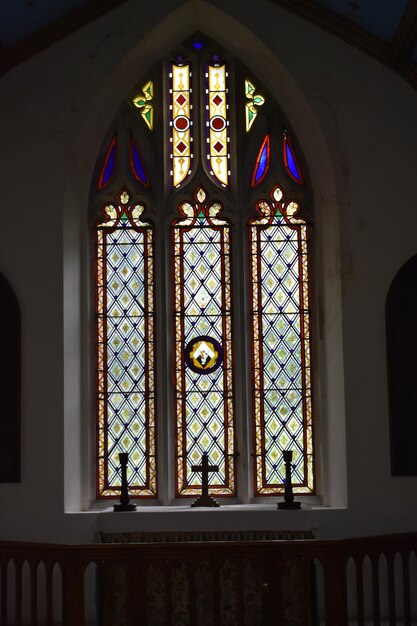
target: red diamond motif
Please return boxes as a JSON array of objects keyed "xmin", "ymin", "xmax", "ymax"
[
  {"xmin": 176, "ymin": 94, "xmax": 187, "ymax": 107},
  {"xmin": 213, "ymin": 141, "xmax": 223, "ymax": 153},
  {"xmin": 177, "ymin": 141, "xmax": 187, "ymax": 153},
  {"xmin": 213, "ymin": 95, "xmax": 223, "ymax": 107}
]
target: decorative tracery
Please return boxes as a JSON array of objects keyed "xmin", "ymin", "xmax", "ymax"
[{"xmin": 94, "ymin": 45, "xmax": 316, "ymax": 501}]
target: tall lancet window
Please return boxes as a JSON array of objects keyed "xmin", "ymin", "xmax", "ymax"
[{"xmin": 92, "ymin": 37, "xmax": 315, "ymax": 501}]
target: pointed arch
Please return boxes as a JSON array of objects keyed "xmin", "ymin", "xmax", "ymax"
[{"xmin": 63, "ymin": 1, "xmax": 347, "ymax": 508}]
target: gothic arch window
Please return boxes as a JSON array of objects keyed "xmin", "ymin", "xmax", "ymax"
[{"xmin": 91, "ymin": 37, "xmax": 315, "ymax": 501}]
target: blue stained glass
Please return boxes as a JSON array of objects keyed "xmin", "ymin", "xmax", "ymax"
[
  {"xmin": 255, "ymin": 142, "xmax": 268, "ymax": 183},
  {"xmin": 98, "ymin": 138, "xmax": 116, "ymax": 189},
  {"xmin": 284, "ymin": 134, "xmax": 303, "ymax": 185},
  {"xmin": 252, "ymin": 134, "xmax": 270, "ymax": 187},
  {"xmin": 286, "ymin": 143, "xmax": 299, "ymax": 180},
  {"xmin": 131, "ymin": 138, "xmax": 149, "ymax": 188}
]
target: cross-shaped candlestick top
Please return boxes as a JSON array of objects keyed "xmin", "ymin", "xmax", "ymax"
[{"xmin": 191, "ymin": 453, "xmax": 220, "ymax": 507}]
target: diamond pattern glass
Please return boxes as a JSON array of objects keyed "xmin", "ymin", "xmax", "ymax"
[
  {"xmin": 170, "ymin": 63, "xmax": 192, "ymax": 188},
  {"xmin": 249, "ymin": 188, "xmax": 314, "ymax": 495},
  {"xmin": 173, "ymin": 187, "xmax": 235, "ymax": 496},
  {"xmin": 206, "ymin": 62, "xmax": 229, "ymax": 187},
  {"xmin": 96, "ymin": 190, "xmax": 156, "ymax": 497}
]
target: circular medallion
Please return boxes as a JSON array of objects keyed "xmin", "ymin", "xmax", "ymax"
[
  {"xmin": 185, "ymin": 336, "xmax": 223, "ymax": 374},
  {"xmin": 210, "ymin": 115, "xmax": 226, "ymax": 132},
  {"xmin": 173, "ymin": 115, "xmax": 190, "ymax": 132}
]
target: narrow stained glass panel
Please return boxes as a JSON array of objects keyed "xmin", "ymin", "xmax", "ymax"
[
  {"xmin": 206, "ymin": 61, "xmax": 229, "ymax": 187},
  {"xmin": 173, "ymin": 187, "xmax": 235, "ymax": 496},
  {"xmin": 249, "ymin": 187, "xmax": 314, "ymax": 495},
  {"xmin": 251, "ymin": 134, "xmax": 270, "ymax": 187},
  {"xmin": 170, "ymin": 62, "xmax": 192, "ymax": 188},
  {"xmin": 130, "ymin": 135, "xmax": 150, "ymax": 188},
  {"xmin": 283, "ymin": 131, "xmax": 303, "ymax": 185},
  {"xmin": 96, "ymin": 190, "xmax": 156, "ymax": 498},
  {"xmin": 98, "ymin": 135, "xmax": 117, "ymax": 190}
]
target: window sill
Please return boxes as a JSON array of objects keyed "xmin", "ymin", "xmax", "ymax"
[{"xmin": 80, "ymin": 503, "xmax": 323, "ymax": 537}]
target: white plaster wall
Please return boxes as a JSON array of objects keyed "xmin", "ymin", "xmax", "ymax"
[{"xmin": 0, "ymin": 0, "xmax": 416, "ymax": 543}]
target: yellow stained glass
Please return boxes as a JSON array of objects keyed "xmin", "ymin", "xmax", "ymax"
[
  {"xmin": 207, "ymin": 64, "xmax": 229, "ymax": 187},
  {"xmin": 132, "ymin": 80, "xmax": 154, "ymax": 130},
  {"xmin": 171, "ymin": 63, "xmax": 192, "ymax": 187}
]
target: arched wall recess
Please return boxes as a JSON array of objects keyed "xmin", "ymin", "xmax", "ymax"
[
  {"xmin": 386, "ymin": 254, "xmax": 417, "ymax": 476},
  {"xmin": 0, "ymin": 272, "xmax": 21, "ymax": 482},
  {"xmin": 62, "ymin": 0, "xmax": 347, "ymax": 510}
]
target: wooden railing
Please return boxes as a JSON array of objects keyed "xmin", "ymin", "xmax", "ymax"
[{"xmin": 0, "ymin": 532, "xmax": 417, "ymax": 625}]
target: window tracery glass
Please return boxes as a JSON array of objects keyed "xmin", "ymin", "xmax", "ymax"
[{"xmin": 93, "ymin": 41, "xmax": 315, "ymax": 500}]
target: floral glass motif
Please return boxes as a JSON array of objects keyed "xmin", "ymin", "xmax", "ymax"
[
  {"xmin": 283, "ymin": 131, "xmax": 303, "ymax": 185},
  {"xmin": 206, "ymin": 60, "xmax": 230, "ymax": 187},
  {"xmin": 130, "ymin": 135, "xmax": 150, "ymax": 188},
  {"xmin": 98, "ymin": 135, "xmax": 117, "ymax": 190},
  {"xmin": 245, "ymin": 80, "xmax": 265, "ymax": 132},
  {"xmin": 96, "ymin": 189, "xmax": 157, "ymax": 497},
  {"xmin": 170, "ymin": 62, "xmax": 193, "ymax": 188},
  {"xmin": 132, "ymin": 81, "xmax": 154, "ymax": 131},
  {"xmin": 251, "ymin": 134, "xmax": 270, "ymax": 187},
  {"xmin": 249, "ymin": 186, "xmax": 314, "ymax": 495},
  {"xmin": 173, "ymin": 187, "xmax": 236, "ymax": 497}
]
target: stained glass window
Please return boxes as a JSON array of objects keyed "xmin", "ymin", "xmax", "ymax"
[
  {"xmin": 93, "ymin": 42, "xmax": 315, "ymax": 502},
  {"xmin": 173, "ymin": 187, "xmax": 235, "ymax": 497},
  {"xmin": 283, "ymin": 131, "xmax": 303, "ymax": 185},
  {"xmin": 98, "ymin": 135, "xmax": 117, "ymax": 190},
  {"xmin": 206, "ymin": 60, "xmax": 230, "ymax": 187},
  {"xmin": 170, "ymin": 62, "xmax": 193, "ymax": 188},
  {"xmin": 95, "ymin": 190, "xmax": 156, "ymax": 498},
  {"xmin": 252, "ymin": 134, "xmax": 271, "ymax": 187},
  {"xmin": 249, "ymin": 187, "xmax": 314, "ymax": 495}
]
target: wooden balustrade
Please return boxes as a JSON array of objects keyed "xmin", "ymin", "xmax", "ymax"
[{"xmin": 0, "ymin": 532, "xmax": 416, "ymax": 625}]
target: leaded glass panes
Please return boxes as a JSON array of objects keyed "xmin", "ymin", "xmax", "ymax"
[
  {"xmin": 94, "ymin": 44, "xmax": 316, "ymax": 502},
  {"xmin": 98, "ymin": 135, "xmax": 117, "ymax": 190},
  {"xmin": 96, "ymin": 189, "xmax": 156, "ymax": 498},
  {"xmin": 132, "ymin": 81, "xmax": 154, "ymax": 130},
  {"xmin": 173, "ymin": 187, "xmax": 236, "ymax": 496},
  {"xmin": 170, "ymin": 62, "xmax": 193, "ymax": 188},
  {"xmin": 245, "ymin": 80, "xmax": 265, "ymax": 132},
  {"xmin": 249, "ymin": 186, "xmax": 314, "ymax": 495},
  {"xmin": 206, "ymin": 61, "xmax": 230, "ymax": 187},
  {"xmin": 283, "ymin": 131, "xmax": 304, "ymax": 185}
]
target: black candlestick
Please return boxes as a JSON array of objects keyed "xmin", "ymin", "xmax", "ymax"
[
  {"xmin": 278, "ymin": 450, "xmax": 301, "ymax": 510},
  {"xmin": 114, "ymin": 452, "xmax": 137, "ymax": 512}
]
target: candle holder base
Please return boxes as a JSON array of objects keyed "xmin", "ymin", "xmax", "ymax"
[
  {"xmin": 278, "ymin": 501, "xmax": 301, "ymax": 510},
  {"xmin": 191, "ymin": 494, "xmax": 220, "ymax": 507},
  {"xmin": 114, "ymin": 503, "xmax": 137, "ymax": 512}
]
